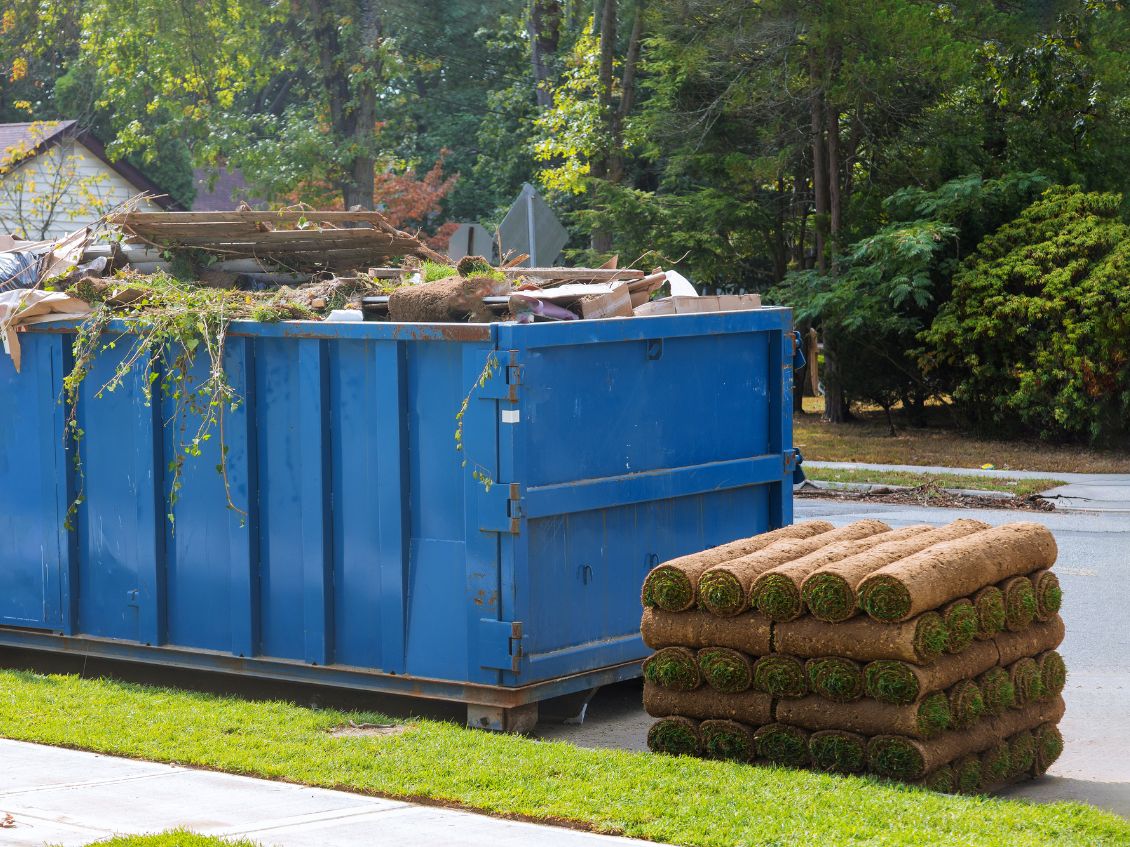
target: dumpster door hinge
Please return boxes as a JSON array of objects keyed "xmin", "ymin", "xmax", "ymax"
[
  {"xmin": 479, "ymin": 619, "xmax": 524, "ymax": 673},
  {"xmin": 478, "ymin": 350, "xmax": 522, "ymax": 402},
  {"xmin": 785, "ymin": 447, "xmax": 806, "ymax": 484},
  {"xmin": 479, "ymin": 482, "xmax": 522, "ymax": 534}
]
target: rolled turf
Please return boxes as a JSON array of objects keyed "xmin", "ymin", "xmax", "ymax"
[
  {"xmin": 857, "ymin": 522, "xmax": 1057, "ymax": 623},
  {"xmin": 972, "ymin": 585, "xmax": 1006, "ymax": 640},
  {"xmin": 1038, "ymin": 650, "xmax": 1067, "ymax": 698},
  {"xmin": 643, "ymin": 682, "xmax": 773, "ymax": 725},
  {"xmin": 751, "ymin": 525, "xmax": 930, "ymax": 622},
  {"xmin": 1034, "ymin": 722, "xmax": 1064, "ymax": 775},
  {"xmin": 1000, "ymin": 575, "xmax": 1037, "ymax": 632},
  {"xmin": 697, "ymin": 647, "xmax": 754, "ymax": 694},
  {"xmin": 700, "ymin": 719, "xmax": 756, "ymax": 762},
  {"xmin": 980, "ymin": 740, "xmax": 1011, "ymax": 785},
  {"xmin": 808, "ymin": 730, "xmax": 867, "ymax": 773},
  {"xmin": 753, "ymin": 723, "xmax": 810, "ymax": 767},
  {"xmin": 862, "ymin": 639, "xmax": 999, "ymax": 704},
  {"xmin": 647, "ymin": 717, "xmax": 700, "ymax": 756},
  {"xmin": 642, "ymin": 647, "xmax": 701, "ymax": 691},
  {"xmin": 996, "ymin": 616, "xmax": 1065, "ymax": 666},
  {"xmin": 805, "ymin": 656, "xmax": 864, "ymax": 702},
  {"xmin": 1031, "ymin": 569, "xmax": 1063, "ymax": 622},
  {"xmin": 801, "ymin": 519, "xmax": 990, "ymax": 623},
  {"xmin": 752, "ymin": 655, "xmax": 808, "ymax": 698},
  {"xmin": 777, "ymin": 692, "xmax": 951, "ymax": 739},
  {"xmin": 640, "ymin": 608, "xmax": 772, "ymax": 655},
  {"xmin": 699, "ymin": 521, "xmax": 890, "ymax": 617},
  {"xmin": 947, "ymin": 679, "xmax": 986, "ymax": 730},
  {"xmin": 942, "ymin": 598, "xmax": 978, "ymax": 654},
  {"xmin": 953, "ymin": 754, "xmax": 983, "ymax": 794},
  {"xmin": 978, "ymin": 667, "xmax": 1017, "ymax": 716},
  {"xmin": 641, "ymin": 520, "xmax": 834, "ymax": 611},
  {"xmin": 920, "ymin": 765, "xmax": 955, "ymax": 793},
  {"xmin": 1008, "ymin": 657, "xmax": 1045, "ymax": 706},
  {"xmin": 1008, "ymin": 730, "xmax": 1036, "ymax": 777},
  {"xmin": 774, "ymin": 612, "xmax": 949, "ymax": 665}
]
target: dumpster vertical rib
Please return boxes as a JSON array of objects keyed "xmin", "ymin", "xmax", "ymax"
[
  {"xmin": 374, "ymin": 339, "xmax": 409, "ymax": 674},
  {"xmin": 135, "ymin": 356, "xmax": 166, "ymax": 647},
  {"xmin": 227, "ymin": 337, "xmax": 260, "ymax": 658},
  {"xmin": 766, "ymin": 324, "xmax": 788, "ymax": 529},
  {"xmin": 34, "ymin": 335, "xmax": 68, "ymax": 629},
  {"xmin": 298, "ymin": 339, "xmax": 333, "ymax": 665}
]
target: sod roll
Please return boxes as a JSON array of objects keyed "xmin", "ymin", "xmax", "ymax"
[
  {"xmin": 641, "ymin": 521, "xmax": 835, "ymax": 611},
  {"xmin": 1008, "ymin": 657, "xmax": 1045, "ymax": 706},
  {"xmin": 774, "ymin": 612, "xmax": 949, "ymax": 665},
  {"xmin": 1007, "ymin": 730, "xmax": 1036, "ymax": 777},
  {"xmin": 802, "ymin": 519, "xmax": 990, "ymax": 623},
  {"xmin": 643, "ymin": 681, "xmax": 774, "ymax": 725},
  {"xmin": 805, "ymin": 656, "xmax": 864, "ymax": 703},
  {"xmin": 980, "ymin": 740, "xmax": 1011, "ymax": 785},
  {"xmin": 642, "ymin": 647, "xmax": 701, "ymax": 691},
  {"xmin": 752, "ymin": 655, "xmax": 808, "ymax": 698},
  {"xmin": 1031, "ymin": 569, "xmax": 1062, "ymax": 622},
  {"xmin": 858, "ymin": 522, "xmax": 1058, "ymax": 623},
  {"xmin": 808, "ymin": 730, "xmax": 868, "ymax": 773},
  {"xmin": 754, "ymin": 723, "xmax": 810, "ymax": 767},
  {"xmin": 972, "ymin": 585, "xmax": 1006, "ymax": 640},
  {"xmin": 751, "ymin": 525, "xmax": 930, "ymax": 622},
  {"xmin": 863, "ymin": 639, "xmax": 999, "ymax": 704},
  {"xmin": 1000, "ymin": 575, "xmax": 1037, "ymax": 632},
  {"xmin": 1034, "ymin": 722, "xmax": 1064, "ymax": 775},
  {"xmin": 953, "ymin": 753, "xmax": 983, "ymax": 794},
  {"xmin": 942, "ymin": 598, "xmax": 978, "ymax": 654},
  {"xmin": 700, "ymin": 719, "xmax": 756, "ymax": 762},
  {"xmin": 641, "ymin": 608, "xmax": 772, "ymax": 655},
  {"xmin": 697, "ymin": 647, "xmax": 754, "ymax": 694},
  {"xmin": 699, "ymin": 521, "xmax": 891, "ymax": 617},
  {"xmin": 777, "ymin": 692, "xmax": 951, "ymax": 739},
  {"xmin": 647, "ymin": 717, "xmax": 700, "ymax": 756},
  {"xmin": 920, "ymin": 765, "xmax": 955, "ymax": 793},
  {"xmin": 946, "ymin": 679, "xmax": 986, "ymax": 730},
  {"xmin": 1038, "ymin": 650, "xmax": 1067, "ymax": 698},
  {"xmin": 996, "ymin": 616, "xmax": 1065, "ymax": 666},
  {"xmin": 977, "ymin": 667, "xmax": 1017, "ymax": 716}
]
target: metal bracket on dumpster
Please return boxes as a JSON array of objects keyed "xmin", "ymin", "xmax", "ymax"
[
  {"xmin": 478, "ymin": 350, "xmax": 522, "ymax": 403},
  {"xmin": 479, "ymin": 619, "xmax": 524, "ymax": 673},
  {"xmin": 790, "ymin": 329, "xmax": 806, "ymax": 371},
  {"xmin": 479, "ymin": 482, "xmax": 523, "ymax": 534},
  {"xmin": 785, "ymin": 447, "xmax": 806, "ymax": 484}
]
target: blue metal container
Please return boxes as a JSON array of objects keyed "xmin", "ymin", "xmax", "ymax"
[{"xmin": 0, "ymin": 308, "xmax": 798, "ymax": 727}]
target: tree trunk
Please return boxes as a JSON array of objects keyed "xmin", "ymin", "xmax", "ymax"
[
  {"xmin": 821, "ymin": 328, "xmax": 850, "ymax": 423},
  {"xmin": 529, "ymin": 0, "xmax": 562, "ymax": 109},
  {"xmin": 808, "ymin": 51, "xmax": 828, "ymax": 275},
  {"xmin": 589, "ymin": 0, "xmax": 618, "ymax": 253}
]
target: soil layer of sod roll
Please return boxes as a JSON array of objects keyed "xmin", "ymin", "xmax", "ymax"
[
  {"xmin": 942, "ymin": 598, "xmax": 978, "ymax": 654},
  {"xmin": 858, "ymin": 522, "xmax": 1057, "ymax": 624},
  {"xmin": 1000, "ymin": 575, "xmax": 1037, "ymax": 632},
  {"xmin": 996, "ymin": 616, "xmax": 1065, "ymax": 666},
  {"xmin": 754, "ymin": 723, "xmax": 810, "ymax": 767},
  {"xmin": 863, "ymin": 639, "xmax": 999, "ymax": 704},
  {"xmin": 751, "ymin": 526, "xmax": 930, "ymax": 622},
  {"xmin": 641, "ymin": 520, "xmax": 834, "ymax": 611},
  {"xmin": 752, "ymin": 655, "xmax": 808, "ymax": 697},
  {"xmin": 1038, "ymin": 650, "xmax": 1067, "ymax": 697},
  {"xmin": 978, "ymin": 667, "xmax": 1017, "ymax": 716},
  {"xmin": 647, "ymin": 717, "xmax": 700, "ymax": 756},
  {"xmin": 700, "ymin": 719, "xmax": 756, "ymax": 762},
  {"xmin": 642, "ymin": 647, "xmax": 701, "ymax": 691},
  {"xmin": 801, "ymin": 519, "xmax": 990, "ymax": 623},
  {"xmin": 1031, "ymin": 569, "xmax": 1062, "ymax": 622},
  {"xmin": 808, "ymin": 730, "xmax": 867, "ymax": 773},
  {"xmin": 697, "ymin": 647, "xmax": 754, "ymax": 694},
  {"xmin": 699, "ymin": 521, "xmax": 890, "ymax": 617},
  {"xmin": 973, "ymin": 586, "xmax": 1006, "ymax": 640},
  {"xmin": 643, "ymin": 681, "xmax": 773, "ymax": 724},
  {"xmin": 805, "ymin": 656, "xmax": 864, "ymax": 702},
  {"xmin": 778, "ymin": 692, "xmax": 951, "ymax": 739},
  {"xmin": 641, "ymin": 608, "xmax": 772, "ymax": 655},
  {"xmin": 774, "ymin": 612, "xmax": 949, "ymax": 665},
  {"xmin": 947, "ymin": 679, "xmax": 986, "ymax": 730},
  {"xmin": 1034, "ymin": 722, "xmax": 1064, "ymax": 774}
]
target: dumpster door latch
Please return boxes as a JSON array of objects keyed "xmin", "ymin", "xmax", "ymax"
[
  {"xmin": 479, "ymin": 482, "xmax": 523, "ymax": 534},
  {"xmin": 479, "ymin": 619, "xmax": 524, "ymax": 673}
]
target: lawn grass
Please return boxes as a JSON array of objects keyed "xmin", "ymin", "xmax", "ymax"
[
  {"xmin": 804, "ymin": 467, "xmax": 1065, "ymax": 497},
  {"xmin": 4, "ymin": 670, "xmax": 1128, "ymax": 846},
  {"xmin": 81, "ymin": 833, "xmax": 257, "ymax": 847},
  {"xmin": 795, "ymin": 398, "xmax": 1130, "ymax": 473}
]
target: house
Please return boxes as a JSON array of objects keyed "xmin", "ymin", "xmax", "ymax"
[
  {"xmin": 0, "ymin": 120, "xmax": 178, "ymax": 241},
  {"xmin": 192, "ymin": 166, "xmax": 266, "ymax": 212}
]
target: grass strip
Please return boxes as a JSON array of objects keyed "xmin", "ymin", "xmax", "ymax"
[
  {"xmin": 808, "ymin": 730, "xmax": 867, "ymax": 774},
  {"xmin": 753, "ymin": 723, "xmax": 810, "ymax": 767},
  {"xmin": 753, "ymin": 655, "xmax": 808, "ymax": 698},
  {"xmin": 978, "ymin": 667, "xmax": 1017, "ymax": 716},
  {"xmin": 981, "ymin": 741, "xmax": 1011, "ymax": 785},
  {"xmin": 972, "ymin": 586, "xmax": 1006, "ymax": 640},
  {"xmin": 642, "ymin": 647, "xmax": 701, "ymax": 691},
  {"xmin": 2, "ymin": 672, "xmax": 1123, "ymax": 846},
  {"xmin": 1001, "ymin": 576, "xmax": 1038, "ymax": 632},
  {"xmin": 804, "ymin": 468, "xmax": 1066, "ymax": 497},
  {"xmin": 942, "ymin": 599, "xmax": 977, "ymax": 654},
  {"xmin": 82, "ymin": 834, "xmax": 257, "ymax": 847},
  {"xmin": 953, "ymin": 754, "xmax": 983, "ymax": 794},
  {"xmin": 946, "ymin": 680, "xmax": 986, "ymax": 730},
  {"xmin": 698, "ymin": 647, "xmax": 754, "ymax": 694},
  {"xmin": 700, "ymin": 719, "xmax": 756, "ymax": 762},
  {"xmin": 1038, "ymin": 650, "xmax": 1067, "ymax": 698},
  {"xmin": 805, "ymin": 657, "xmax": 864, "ymax": 702},
  {"xmin": 1035, "ymin": 723, "xmax": 1065, "ymax": 775},
  {"xmin": 1009, "ymin": 657, "xmax": 1045, "ymax": 706},
  {"xmin": 1032, "ymin": 569, "xmax": 1063, "ymax": 622},
  {"xmin": 647, "ymin": 717, "xmax": 700, "ymax": 756}
]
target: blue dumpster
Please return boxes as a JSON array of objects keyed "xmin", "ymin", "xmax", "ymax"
[{"xmin": 0, "ymin": 308, "xmax": 797, "ymax": 728}]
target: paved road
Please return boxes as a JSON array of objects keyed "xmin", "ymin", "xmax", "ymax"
[{"xmin": 536, "ymin": 499, "xmax": 1130, "ymax": 818}]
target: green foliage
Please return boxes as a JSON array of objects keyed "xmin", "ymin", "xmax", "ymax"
[{"xmin": 922, "ymin": 185, "xmax": 1130, "ymax": 444}]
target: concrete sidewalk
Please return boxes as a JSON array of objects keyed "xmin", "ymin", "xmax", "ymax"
[
  {"xmin": 0, "ymin": 740, "xmax": 657, "ymax": 847},
  {"xmin": 803, "ymin": 460, "xmax": 1130, "ymax": 512}
]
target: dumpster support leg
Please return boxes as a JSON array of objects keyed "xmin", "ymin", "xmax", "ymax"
[{"xmin": 466, "ymin": 702, "xmax": 539, "ymax": 733}]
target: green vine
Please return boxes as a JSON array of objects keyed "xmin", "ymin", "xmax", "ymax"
[{"xmin": 455, "ymin": 351, "xmax": 500, "ymax": 492}]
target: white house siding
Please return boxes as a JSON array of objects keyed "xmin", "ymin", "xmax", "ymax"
[{"xmin": 0, "ymin": 140, "xmax": 161, "ymax": 241}]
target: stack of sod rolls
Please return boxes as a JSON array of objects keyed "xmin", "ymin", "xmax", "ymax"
[{"xmin": 642, "ymin": 519, "xmax": 1066, "ymax": 793}]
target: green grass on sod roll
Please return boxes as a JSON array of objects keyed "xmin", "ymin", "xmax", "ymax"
[
  {"xmin": 973, "ymin": 587, "xmax": 1006, "ymax": 639},
  {"xmin": 863, "ymin": 661, "xmax": 919, "ymax": 705},
  {"xmin": 698, "ymin": 571, "xmax": 747, "ymax": 617},
  {"xmin": 947, "ymin": 680, "xmax": 985, "ymax": 730},
  {"xmin": 698, "ymin": 647, "xmax": 753, "ymax": 694},
  {"xmin": 978, "ymin": 668, "xmax": 1017, "ymax": 716},
  {"xmin": 700, "ymin": 719, "xmax": 755, "ymax": 762},
  {"xmin": 917, "ymin": 693, "xmax": 953, "ymax": 737},
  {"xmin": 809, "ymin": 731, "xmax": 867, "ymax": 773},
  {"xmin": 641, "ymin": 566, "xmax": 694, "ymax": 611},
  {"xmin": 943, "ymin": 600, "xmax": 977, "ymax": 654},
  {"xmin": 1009, "ymin": 730, "xmax": 1037, "ymax": 777},
  {"xmin": 1039, "ymin": 651, "xmax": 1067, "ymax": 697},
  {"xmin": 1011, "ymin": 658, "xmax": 1045, "ymax": 706},
  {"xmin": 859, "ymin": 576, "xmax": 913, "ymax": 623},
  {"xmin": 1034, "ymin": 572, "xmax": 1063, "ymax": 619},
  {"xmin": 647, "ymin": 717, "xmax": 700, "ymax": 756},
  {"xmin": 981, "ymin": 741, "xmax": 1011, "ymax": 784},
  {"xmin": 801, "ymin": 573, "xmax": 856, "ymax": 622},
  {"xmin": 642, "ymin": 648, "xmax": 701, "ymax": 691},
  {"xmin": 1002, "ymin": 577, "xmax": 1038, "ymax": 632},
  {"xmin": 753, "ymin": 656, "xmax": 808, "ymax": 697},
  {"xmin": 754, "ymin": 724, "xmax": 810, "ymax": 767},
  {"xmin": 867, "ymin": 737, "xmax": 926, "ymax": 781},
  {"xmin": 754, "ymin": 574, "xmax": 802, "ymax": 622},
  {"xmin": 921, "ymin": 765, "xmax": 955, "ymax": 793},
  {"xmin": 1036, "ymin": 723, "xmax": 1064, "ymax": 773},
  {"xmin": 953, "ymin": 754, "xmax": 982, "ymax": 794},
  {"xmin": 806, "ymin": 657, "xmax": 864, "ymax": 702}
]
